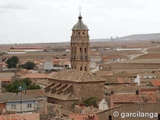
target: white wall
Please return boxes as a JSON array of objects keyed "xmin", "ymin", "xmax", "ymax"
[
  {"xmin": 44, "ymin": 61, "xmax": 54, "ymax": 70},
  {"xmin": 99, "ymin": 98, "xmax": 109, "ymax": 110},
  {"xmin": 6, "ymin": 101, "xmax": 37, "ymax": 113}
]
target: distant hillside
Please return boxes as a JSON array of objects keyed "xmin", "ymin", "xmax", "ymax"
[
  {"xmin": 91, "ymin": 33, "xmax": 160, "ymax": 42},
  {"xmin": 119, "ymin": 33, "xmax": 160, "ymax": 41}
]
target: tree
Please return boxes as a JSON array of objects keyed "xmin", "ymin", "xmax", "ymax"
[
  {"xmin": 5, "ymin": 78, "xmax": 41, "ymax": 93},
  {"xmin": 82, "ymin": 97, "xmax": 98, "ymax": 107},
  {"xmin": 6, "ymin": 56, "xmax": 19, "ymax": 68},
  {"xmin": 20, "ymin": 61, "xmax": 35, "ymax": 70}
]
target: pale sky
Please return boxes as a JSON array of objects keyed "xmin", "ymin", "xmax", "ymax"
[{"xmin": 0, "ymin": 0, "xmax": 160, "ymax": 44}]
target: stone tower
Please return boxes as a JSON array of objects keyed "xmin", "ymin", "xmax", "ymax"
[{"xmin": 70, "ymin": 14, "xmax": 90, "ymax": 72}]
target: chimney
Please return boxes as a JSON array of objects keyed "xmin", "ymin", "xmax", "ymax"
[{"xmin": 88, "ymin": 114, "xmax": 95, "ymax": 120}]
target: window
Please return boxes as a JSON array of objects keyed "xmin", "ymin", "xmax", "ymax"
[
  {"xmin": 11, "ymin": 104, "xmax": 16, "ymax": 109},
  {"xmin": 84, "ymin": 48, "xmax": 87, "ymax": 52},
  {"xmin": 27, "ymin": 103, "xmax": 32, "ymax": 108},
  {"xmin": 80, "ymin": 48, "xmax": 82, "ymax": 53}
]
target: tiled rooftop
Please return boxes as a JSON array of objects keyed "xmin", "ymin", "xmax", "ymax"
[
  {"xmin": 50, "ymin": 69, "xmax": 105, "ymax": 82},
  {"xmin": 22, "ymin": 89, "xmax": 46, "ymax": 98},
  {"xmin": 0, "ymin": 113, "xmax": 40, "ymax": 120},
  {"xmin": 150, "ymin": 79, "xmax": 160, "ymax": 87},
  {"xmin": 111, "ymin": 94, "xmax": 143, "ymax": 103},
  {"xmin": 0, "ymin": 78, "xmax": 11, "ymax": 82},
  {"xmin": 20, "ymin": 73, "xmax": 48, "ymax": 79},
  {"xmin": 0, "ymin": 92, "xmax": 36, "ymax": 103}
]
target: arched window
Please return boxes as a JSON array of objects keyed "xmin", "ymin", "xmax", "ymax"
[
  {"xmin": 85, "ymin": 66, "xmax": 87, "ymax": 71},
  {"xmin": 80, "ymin": 48, "xmax": 82, "ymax": 53},
  {"xmin": 84, "ymin": 48, "xmax": 87, "ymax": 52}
]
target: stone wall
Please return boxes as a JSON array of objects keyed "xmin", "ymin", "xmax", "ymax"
[
  {"xmin": 73, "ymin": 82, "xmax": 104, "ymax": 100},
  {"xmin": 47, "ymin": 97, "xmax": 77, "ymax": 110}
]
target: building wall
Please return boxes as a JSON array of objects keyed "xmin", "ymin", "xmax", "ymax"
[
  {"xmin": 6, "ymin": 100, "xmax": 37, "ymax": 113},
  {"xmin": 44, "ymin": 61, "xmax": 53, "ymax": 70},
  {"xmin": 91, "ymin": 57, "xmax": 102, "ymax": 63},
  {"xmin": 99, "ymin": 99, "xmax": 109, "ymax": 110},
  {"xmin": 47, "ymin": 97, "xmax": 78, "ymax": 110},
  {"xmin": 73, "ymin": 82, "xmax": 104, "ymax": 100},
  {"xmin": 0, "ymin": 103, "xmax": 5, "ymax": 114},
  {"xmin": 90, "ymin": 61, "xmax": 96, "ymax": 69}
]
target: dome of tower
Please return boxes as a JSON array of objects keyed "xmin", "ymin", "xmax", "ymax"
[{"xmin": 72, "ymin": 15, "xmax": 89, "ymax": 30}]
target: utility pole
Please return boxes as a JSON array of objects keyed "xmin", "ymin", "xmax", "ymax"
[{"xmin": 19, "ymin": 86, "xmax": 22, "ymax": 113}]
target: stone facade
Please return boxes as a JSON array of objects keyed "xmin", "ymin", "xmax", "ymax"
[{"xmin": 70, "ymin": 14, "xmax": 90, "ymax": 72}]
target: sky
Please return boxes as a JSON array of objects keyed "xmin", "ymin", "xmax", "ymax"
[{"xmin": 0, "ymin": 0, "xmax": 160, "ymax": 44}]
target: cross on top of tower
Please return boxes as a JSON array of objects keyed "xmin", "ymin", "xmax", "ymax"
[
  {"xmin": 78, "ymin": 6, "xmax": 82, "ymax": 19},
  {"xmin": 79, "ymin": 6, "xmax": 82, "ymax": 15}
]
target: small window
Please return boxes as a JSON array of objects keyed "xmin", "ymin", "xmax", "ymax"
[
  {"xmin": 11, "ymin": 104, "xmax": 16, "ymax": 109},
  {"xmin": 27, "ymin": 103, "xmax": 32, "ymax": 108},
  {"xmin": 78, "ymin": 32, "xmax": 80, "ymax": 35}
]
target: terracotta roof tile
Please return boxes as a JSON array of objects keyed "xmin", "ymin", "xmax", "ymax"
[
  {"xmin": 69, "ymin": 114, "xmax": 99, "ymax": 120},
  {"xmin": 0, "ymin": 113, "xmax": 40, "ymax": 120},
  {"xmin": 150, "ymin": 80, "xmax": 160, "ymax": 87},
  {"xmin": 0, "ymin": 78, "xmax": 11, "ymax": 82},
  {"xmin": 22, "ymin": 90, "xmax": 46, "ymax": 98},
  {"xmin": 20, "ymin": 73, "xmax": 48, "ymax": 79},
  {"xmin": 140, "ymin": 91, "xmax": 157, "ymax": 103},
  {"xmin": 117, "ymin": 77, "xmax": 124, "ymax": 83},
  {"xmin": 111, "ymin": 94, "xmax": 143, "ymax": 103}
]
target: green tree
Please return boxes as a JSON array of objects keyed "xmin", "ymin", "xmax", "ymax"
[
  {"xmin": 21, "ymin": 61, "xmax": 35, "ymax": 70},
  {"xmin": 82, "ymin": 97, "xmax": 98, "ymax": 107},
  {"xmin": 5, "ymin": 78, "xmax": 41, "ymax": 93},
  {"xmin": 6, "ymin": 56, "xmax": 19, "ymax": 68}
]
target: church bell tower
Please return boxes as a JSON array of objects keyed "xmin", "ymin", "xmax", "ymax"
[{"xmin": 70, "ymin": 13, "xmax": 90, "ymax": 72}]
